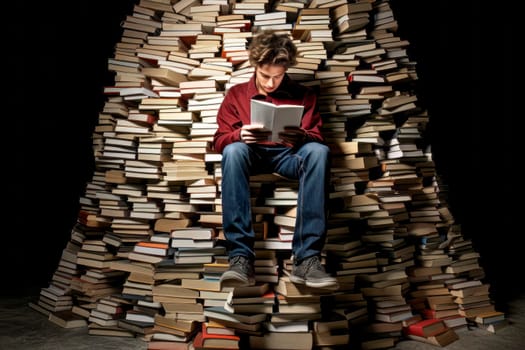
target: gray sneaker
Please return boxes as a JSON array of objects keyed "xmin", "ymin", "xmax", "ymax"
[
  {"xmin": 220, "ymin": 255, "xmax": 255, "ymax": 287},
  {"xmin": 290, "ymin": 255, "xmax": 339, "ymax": 289}
]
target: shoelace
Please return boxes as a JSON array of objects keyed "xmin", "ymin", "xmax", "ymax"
[
  {"xmin": 300, "ymin": 256, "xmax": 321, "ymax": 272},
  {"xmin": 231, "ymin": 256, "xmax": 251, "ymax": 273}
]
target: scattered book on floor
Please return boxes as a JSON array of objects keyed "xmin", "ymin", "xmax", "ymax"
[
  {"xmin": 405, "ymin": 327, "xmax": 459, "ymax": 347},
  {"xmin": 48, "ymin": 310, "xmax": 88, "ymax": 329},
  {"xmin": 403, "ymin": 318, "xmax": 447, "ymax": 337},
  {"xmin": 474, "ymin": 310, "xmax": 506, "ymax": 324},
  {"xmin": 476, "ymin": 319, "xmax": 509, "ymax": 333}
]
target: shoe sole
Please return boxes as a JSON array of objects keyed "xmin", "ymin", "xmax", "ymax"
[
  {"xmin": 290, "ymin": 274, "xmax": 339, "ymax": 290},
  {"xmin": 305, "ymin": 280, "xmax": 339, "ymax": 290},
  {"xmin": 289, "ymin": 275, "xmax": 306, "ymax": 285},
  {"xmin": 220, "ymin": 271, "xmax": 255, "ymax": 287}
]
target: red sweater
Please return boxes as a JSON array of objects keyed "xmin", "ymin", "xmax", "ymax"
[{"xmin": 212, "ymin": 74, "xmax": 324, "ymax": 154}]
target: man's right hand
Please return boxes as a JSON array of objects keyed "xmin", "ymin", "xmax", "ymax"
[{"xmin": 240, "ymin": 124, "xmax": 271, "ymax": 143}]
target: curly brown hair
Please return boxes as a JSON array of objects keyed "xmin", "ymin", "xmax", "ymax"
[{"xmin": 248, "ymin": 31, "xmax": 297, "ymax": 68}]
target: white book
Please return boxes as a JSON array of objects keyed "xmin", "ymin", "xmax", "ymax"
[{"xmin": 250, "ymin": 99, "xmax": 304, "ymax": 142}]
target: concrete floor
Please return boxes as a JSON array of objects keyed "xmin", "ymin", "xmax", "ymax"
[{"xmin": 1, "ymin": 293, "xmax": 524, "ymax": 350}]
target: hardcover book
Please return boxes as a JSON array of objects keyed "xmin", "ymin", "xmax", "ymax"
[{"xmin": 404, "ymin": 318, "xmax": 447, "ymax": 337}]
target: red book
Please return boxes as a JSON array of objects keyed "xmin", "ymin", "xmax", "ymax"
[
  {"xmin": 128, "ymin": 112, "xmax": 158, "ymax": 125},
  {"xmin": 404, "ymin": 318, "xmax": 447, "ymax": 337},
  {"xmin": 136, "ymin": 241, "xmax": 169, "ymax": 249},
  {"xmin": 421, "ymin": 307, "xmax": 459, "ymax": 319},
  {"xmin": 133, "ymin": 241, "xmax": 169, "ymax": 256},
  {"xmin": 198, "ymin": 322, "xmax": 240, "ymax": 349},
  {"xmin": 192, "ymin": 332, "xmax": 205, "ymax": 349},
  {"xmin": 202, "ymin": 322, "xmax": 240, "ymax": 340}
]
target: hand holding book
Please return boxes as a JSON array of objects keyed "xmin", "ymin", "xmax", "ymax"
[
  {"xmin": 250, "ymin": 99, "xmax": 304, "ymax": 142},
  {"xmin": 278, "ymin": 126, "xmax": 306, "ymax": 146},
  {"xmin": 241, "ymin": 125, "xmax": 306, "ymax": 145},
  {"xmin": 241, "ymin": 124, "xmax": 272, "ymax": 143}
]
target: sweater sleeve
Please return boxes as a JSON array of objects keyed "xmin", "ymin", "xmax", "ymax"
[
  {"xmin": 213, "ymin": 87, "xmax": 245, "ymax": 154},
  {"xmin": 300, "ymin": 87, "xmax": 324, "ymax": 143}
]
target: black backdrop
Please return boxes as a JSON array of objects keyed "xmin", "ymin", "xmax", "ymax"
[{"xmin": 10, "ymin": 1, "xmax": 518, "ymax": 310}]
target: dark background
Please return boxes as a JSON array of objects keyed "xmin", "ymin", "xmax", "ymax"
[{"xmin": 9, "ymin": 1, "xmax": 518, "ymax": 310}]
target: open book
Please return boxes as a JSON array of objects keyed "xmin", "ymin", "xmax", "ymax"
[{"xmin": 250, "ymin": 99, "xmax": 304, "ymax": 142}]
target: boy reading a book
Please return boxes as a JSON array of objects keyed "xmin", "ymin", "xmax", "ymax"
[{"xmin": 213, "ymin": 31, "xmax": 338, "ymax": 289}]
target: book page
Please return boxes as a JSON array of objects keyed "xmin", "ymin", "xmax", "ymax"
[{"xmin": 250, "ymin": 99, "xmax": 304, "ymax": 142}]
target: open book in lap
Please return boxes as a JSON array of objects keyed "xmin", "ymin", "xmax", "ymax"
[{"xmin": 250, "ymin": 99, "xmax": 304, "ymax": 142}]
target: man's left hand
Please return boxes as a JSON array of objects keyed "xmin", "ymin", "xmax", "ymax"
[{"xmin": 278, "ymin": 126, "xmax": 306, "ymax": 146}]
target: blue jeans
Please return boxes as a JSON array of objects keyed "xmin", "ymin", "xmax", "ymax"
[{"xmin": 221, "ymin": 141, "xmax": 330, "ymax": 262}]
